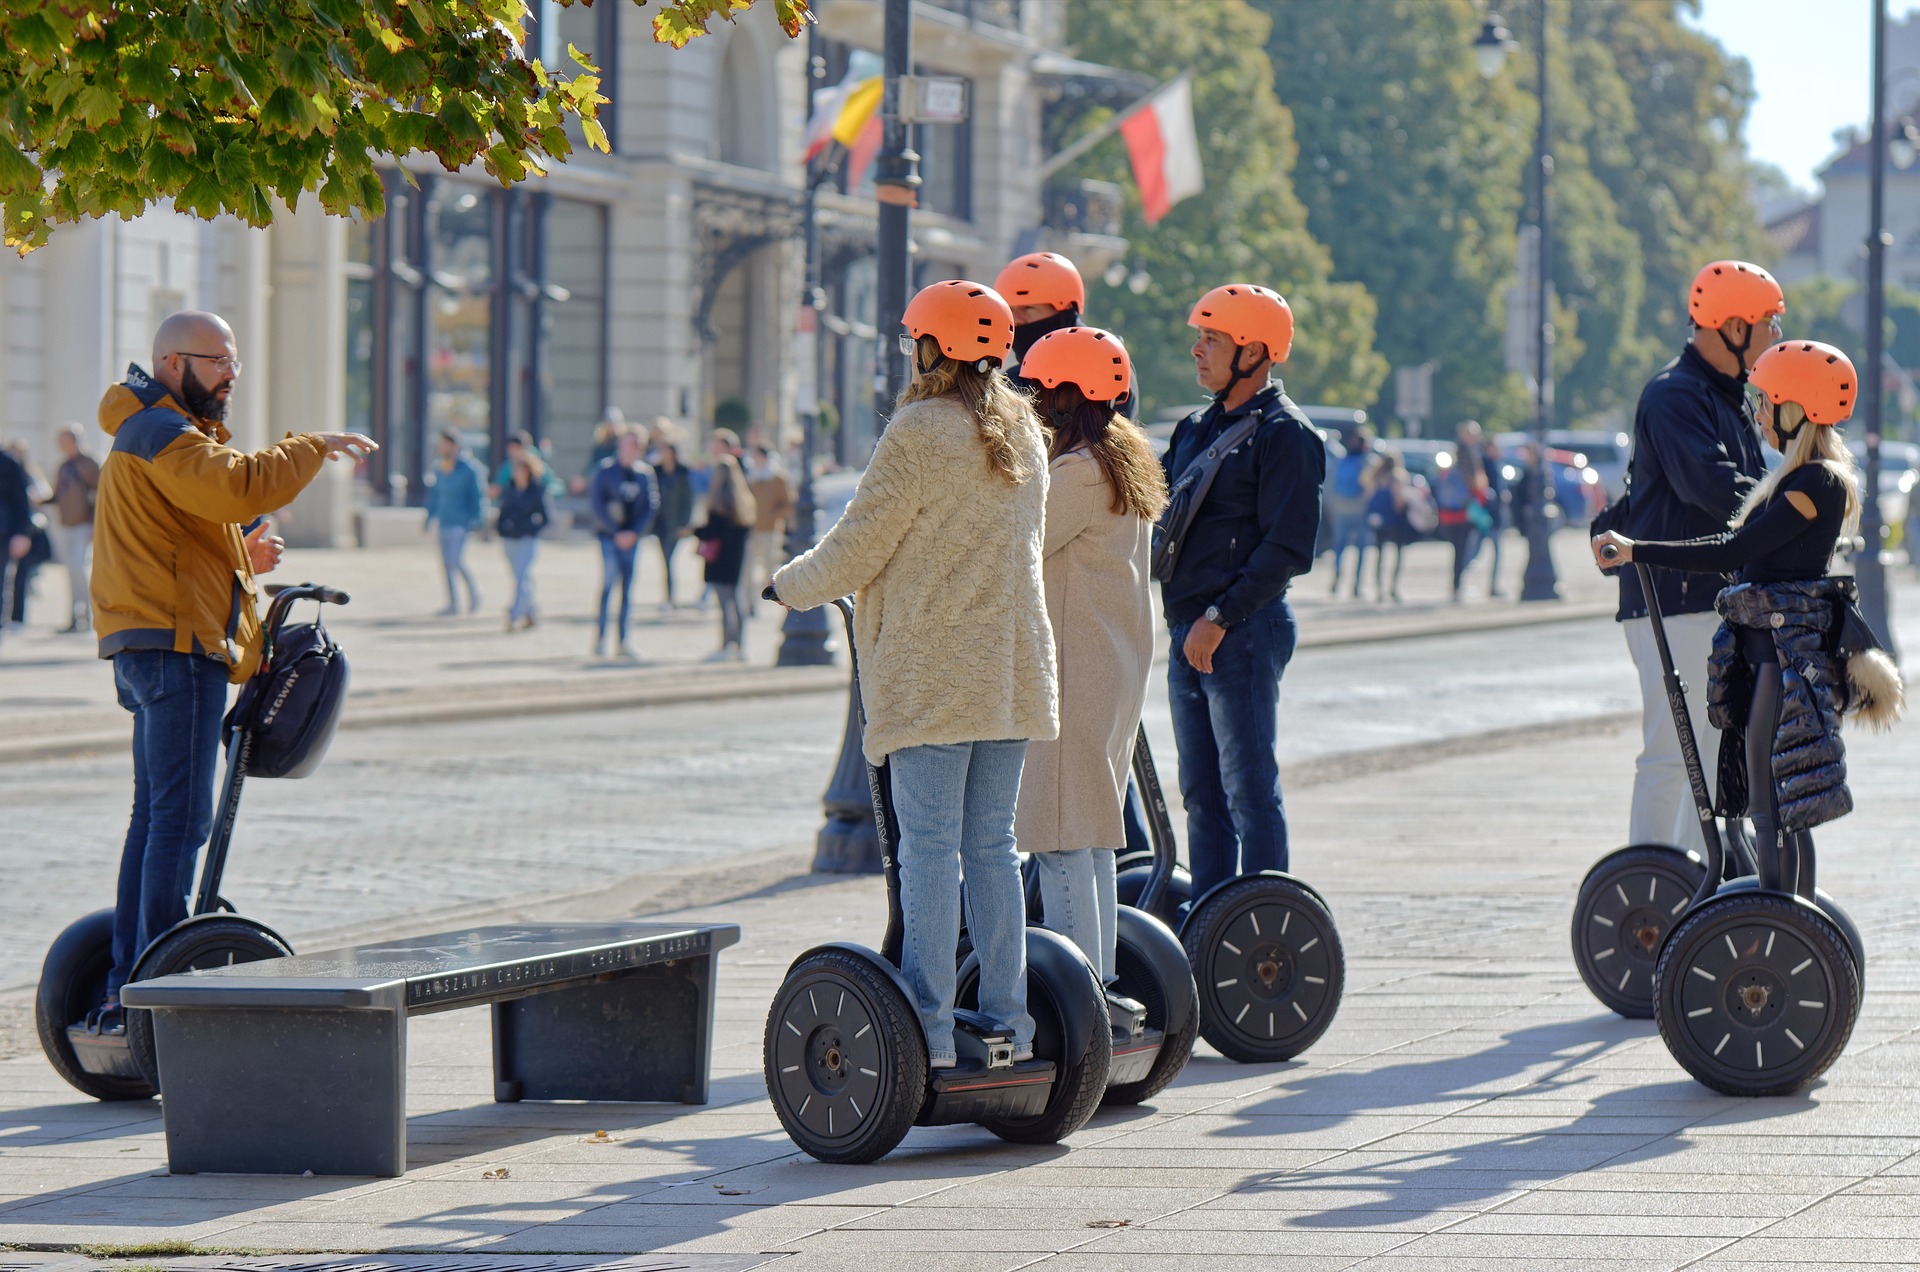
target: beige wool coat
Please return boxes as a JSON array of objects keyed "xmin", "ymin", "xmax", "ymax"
[
  {"xmin": 1016, "ymin": 448, "xmax": 1155, "ymax": 854},
  {"xmin": 772, "ymin": 394, "xmax": 1058, "ymax": 766}
]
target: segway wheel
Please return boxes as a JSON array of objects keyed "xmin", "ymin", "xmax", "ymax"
[
  {"xmin": 765, "ymin": 949, "xmax": 925, "ymax": 1164},
  {"xmin": 34, "ymin": 910, "xmax": 155, "ymax": 1102},
  {"xmin": 1185, "ymin": 875, "xmax": 1344, "ymax": 1064},
  {"xmin": 1103, "ymin": 910, "xmax": 1199, "ymax": 1107},
  {"xmin": 963, "ymin": 933, "xmax": 1113, "ymax": 1145},
  {"xmin": 126, "ymin": 917, "xmax": 293, "ymax": 1093},
  {"xmin": 1654, "ymin": 891, "xmax": 1860, "ymax": 1097},
  {"xmin": 1571, "ymin": 845, "xmax": 1707, "ymax": 1019},
  {"xmin": 1716, "ymin": 878, "xmax": 1868, "ymax": 988}
]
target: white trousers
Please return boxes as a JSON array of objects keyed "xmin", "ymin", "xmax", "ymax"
[{"xmin": 1622, "ymin": 612, "xmax": 1723, "ymax": 854}]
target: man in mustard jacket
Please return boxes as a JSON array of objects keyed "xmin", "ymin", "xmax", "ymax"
[{"xmin": 92, "ymin": 310, "xmax": 373, "ymax": 1019}]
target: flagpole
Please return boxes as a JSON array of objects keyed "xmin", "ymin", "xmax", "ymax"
[{"xmin": 1036, "ymin": 71, "xmax": 1191, "ymax": 182}]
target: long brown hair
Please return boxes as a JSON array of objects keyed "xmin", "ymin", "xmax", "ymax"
[
  {"xmin": 708, "ymin": 453, "xmax": 758, "ymax": 527},
  {"xmin": 1037, "ymin": 385, "xmax": 1169, "ymax": 521},
  {"xmin": 898, "ymin": 336, "xmax": 1039, "ymax": 484}
]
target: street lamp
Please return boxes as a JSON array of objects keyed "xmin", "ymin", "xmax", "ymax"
[
  {"xmin": 1475, "ymin": 1, "xmax": 1561, "ymax": 602},
  {"xmin": 1860, "ymin": 0, "xmax": 1901, "ymax": 654}
]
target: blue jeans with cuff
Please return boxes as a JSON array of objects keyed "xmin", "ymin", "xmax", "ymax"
[
  {"xmin": 1168, "ymin": 600, "xmax": 1298, "ymax": 901},
  {"xmin": 108, "ymin": 650, "xmax": 229, "ymax": 995},
  {"xmin": 1033, "ymin": 847, "xmax": 1117, "ymax": 984},
  {"xmin": 889, "ymin": 739, "xmax": 1035, "ymax": 1066}
]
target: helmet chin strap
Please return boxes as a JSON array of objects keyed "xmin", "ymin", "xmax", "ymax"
[
  {"xmin": 1716, "ymin": 319, "xmax": 1758, "ymax": 383},
  {"xmin": 1212, "ymin": 343, "xmax": 1266, "ymax": 406}
]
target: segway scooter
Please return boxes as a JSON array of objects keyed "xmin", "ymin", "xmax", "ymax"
[
  {"xmin": 1015, "ymin": 738, "xmax": 1199, "ymax": 1106},
  {"xmin": 764, "ymin": 597, "xmax": 1112, "ymax": 1163},
  {"xmin": 1571, "ymin": 558, "xmax": 1864, "ymax": 1020},
  {"xmin": 1114, "ymin": 726, "xmax": 1345, "ymax": 1064},
  {"xmin": 37, "ymin": 583, "xmax": 352, "ymax": 1100},
  {"xmin": 1586, "ymin": 555, "xmax": 1859, "ymax": 1096}
]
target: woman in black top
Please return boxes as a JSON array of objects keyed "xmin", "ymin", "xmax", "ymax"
[{"xmin": 1593, "ymin": 340, "xmax": 1901, "ymax": 900}]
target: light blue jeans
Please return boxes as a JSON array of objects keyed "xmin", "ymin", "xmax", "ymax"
[
  {"xmin": 502, "ymin": 536, "xmax": 538, "ymax": 623},
  {"xmin": 889, "ymin": 739, "xmax": 1035, "ymax": 1065},
  {"xmin": 437, "ymin": 524, "xmax": 479, "ymax": 611},
  {"xmin": 1033, "ymin": 847, "xmax": 1117, "ymax": 984}
]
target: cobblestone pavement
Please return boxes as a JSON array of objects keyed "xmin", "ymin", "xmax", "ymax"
[{"xmin": 0, "ymin": 691, "xmax": 1916, "ymax": 1268}]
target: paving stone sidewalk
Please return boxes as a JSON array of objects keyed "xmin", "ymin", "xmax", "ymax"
[
  {"xmin": 0, "ymin": 529, "xmax": 1613, "ymax": 761},
  {"xmin": 1, "ymin": 705, "xmax": 1916, "ymax": 1269}
]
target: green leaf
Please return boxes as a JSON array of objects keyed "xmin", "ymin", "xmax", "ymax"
[
  {"xmin": 141, "ymin": 143, "xmax": 195, "ymax": 193},
  {"xmin": 437, "ymin": 96, "xmax": 485, "ymax": 146},
  {"xmin": 260, "ymin": 86, "xmax": 321, "ymax": 136},
  {"xmin": 0, "ymin": 136, "xmax": 41, "ymax": 197},
  {"xmin": 7, "ymin": 14, "xmax": 61, "ymax": 62},
  {"xmin": 74, "ymin": 84, "xmax": 123, "ymax": 129},
  {"xmin": 581, "ymin": 117, "xmax": 609, "ymax": 154},
  {"xmin": 568, "ymin": 42, "xmax": 595, "ymax": 72},
  {"xmin": 272, "ymin": 45, "xmax": 333, "ymax": 97}
]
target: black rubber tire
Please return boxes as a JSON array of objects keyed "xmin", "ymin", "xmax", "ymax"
[
  {"xmin": 963, "ymin": 942, "xmax": 1113, "ymax": 1145},
  {"xmin": 1715, "ymin": 878, "xmax": 1867, "ymax": 990},
  {"xmin": 34, "ymin": 910, "xmax": 155, "ymax": 1102},
  {"xmin": 1571, "ymin": 844, "xmax": 1708, "ymax": 1019},
  {"xmin": 1654, "ymin": 891, "xmax": 1860, "ymax": 1097},
  {"xmin": 1185, "ymin": 876, "xmax": 1344, "ymax": 1063},
  {"xmin": 1102, "ymin": 914, "xmax": 1199, "ymax": 1107},
  {"xmin": 126, "ymin": 917, "xmax": 293, "ymax": 1093},
  {"xmin": 1115, "ymin": 864, "xmax": 1193, "ymax": 924},
  {"xmin": 764, "ymin": 949, "xmax": 925, "ymax": 1164}
]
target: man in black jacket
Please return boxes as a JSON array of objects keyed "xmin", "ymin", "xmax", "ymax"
[
  {"xmin": 0, "ymin": 444, "xmax": 32, "ymax": 643},
  {"xmin": 1160, "ymin": 284, "xmax": 1325, "ymax": 899},
  {"xmin": 1613, "ymin": 260, "xmax": 1779, "ymax": 854}
]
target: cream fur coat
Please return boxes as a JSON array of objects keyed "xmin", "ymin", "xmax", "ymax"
[
  {"xmin": 1015, "ymin": 449, "xmax": 1155, "ymax": 854},
  {"xmin": 772, "ymin": 394, "xmax": 1058, "ymax": 766}
]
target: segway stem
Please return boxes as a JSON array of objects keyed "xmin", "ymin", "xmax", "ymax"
[
  {"xmin": 1632, "ymin": 560, "xmax": 1724, "ymax": 906},
  {"xmin": 1129, "ymin": 724, "xmax": 1180, "ymax": 919},
  {"xmin": 830, "ymin": 597, "xmax": 907, "ymax": 968}
]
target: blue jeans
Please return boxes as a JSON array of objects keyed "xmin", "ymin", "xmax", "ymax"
[
  {"xmin": 109, "ymin": 651, "xmax": 229, "ymax": 995},
  {"xmin": 503, "ymin": 536, "xmax": 538, "ymax": 623},
  {"xmin": 1034, "ymin": 848, "xmax": 1117, "ymax": 984},
  {"xmin": 597, "ymin": 536, "xmax": 639, "ymax": 645},
  {"xmin": 1168, "ymin": 602, "xmax": 1297, "ymax": 900},
  {"xmin": 438, "ymin": 524, "xmax": 478, "ymax": 610},
  {"xmin": 889, "ymin": 740, "xmax": 1036, "ymax": 1064}
]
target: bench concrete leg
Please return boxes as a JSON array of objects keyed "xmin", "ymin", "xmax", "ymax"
[
  {"xmin": 148, "ymin": 1000, "xmax": 408, "ymax": 1177},
  {"xmin": 492, "ymin": 951, "xmax": 720, "ymax": 1105}
]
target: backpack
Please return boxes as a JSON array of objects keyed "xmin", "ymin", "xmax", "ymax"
[{"xmin": 225, "ymin": 616, "xmax": 351, "ymax": 779}]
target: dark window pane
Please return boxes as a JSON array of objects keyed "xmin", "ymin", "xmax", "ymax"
[
  {"xmin": 542, "ymin": 198, "xmax": 608, "ymax": 482},
  {"xmin": 427, "ymin": 185, "xmax": 494, "ymax": 467}
]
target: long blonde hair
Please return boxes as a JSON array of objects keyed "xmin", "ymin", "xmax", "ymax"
[
  {"xmin": 1733, "ymin": 401, "xmax": 1861, "ymax": 531},
  {"xmin": 898, "ymin": 336, "xmax": 1039, "ymax": 484}
]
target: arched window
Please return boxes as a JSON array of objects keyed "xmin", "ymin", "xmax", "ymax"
[{"xmin": 715, "ymin": 33, "xmax": 775, "ymax": 171}]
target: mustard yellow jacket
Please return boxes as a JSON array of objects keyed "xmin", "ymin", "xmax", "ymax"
[{"xmin": 93, "ymin": 365, "xmax": 328, "ymax": 683}]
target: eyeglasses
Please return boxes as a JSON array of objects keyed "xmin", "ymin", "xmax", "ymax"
[
  {"xmin": 897, "ymin": 332, "xmax": 918, "ymax": 358},
  {"xmin": 173, "ymin": 352, "xmax": 242, "ymax": 376},
  {"xmin": 1768, "ymin": 315, "xmax": 1783, "ymax": 339},
  {"xmin": 1744, "ymin": 385, "xmax": 1773, "ymax": 420}
]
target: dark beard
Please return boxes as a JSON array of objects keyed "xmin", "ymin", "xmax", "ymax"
[{"xmin": 181, "ymin": 360, "xmax": 231, "ymax": 422}]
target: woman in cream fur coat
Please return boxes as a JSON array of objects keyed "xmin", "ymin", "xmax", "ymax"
[
  {"xmin": 1014, "ymin": 327, "xmax": 1168, "ymax": 989},
  {"xmin": 771, "ymin": 280, "xmax": 1056, "ymax": 1070}
]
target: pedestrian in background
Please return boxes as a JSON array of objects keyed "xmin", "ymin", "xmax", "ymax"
[
  {"xmin": 0, "ymin": 440, "xmax": 32, "ymax": 642},
  {"xmin": 424, "ymin": 427, "xmax": 485, "ymax": 617},
  {"xmin": 45, "ymin": 424, "xmax": 99, "ymax": 633},
  {"xmin": 1607, "ymin": 260, "xmax": 1778, "ymax": 857},
  {"xmin": 495, "ymin": 449, "xmax": 549, "ymax": 632},
  {"xmin": 744, "ymin": 443, "xmax": 794, "ymax": 616},
  {"xmin": 695, "ymin": 448, "xmax": 757, "ymax": 661},
  {"xmin": 571, "ymin": 407, "xmax": 626, "ymax": 497},
  {"xmin": 590, "ymin": 429, "xmax": 656, "ymax": 658},
  {"xmin": 649, "ymin": 437, "xmax": 695, "ymax": 609},
  {"xmin": 1014, "ymin": 326, "xmax": 1166, "ymax": 988},
  {"xmin": 1434, "ymin": 442, "xmax": 1490, "ymax": 602},
  {"xmin": 1365, "ymin": 446, "xmax": 1428, "ymax": 603},
  {"xmin": 3, "ymin": 439, "xmax": 50, "ymax": 626},
  {"xmin": 1479, "ymin": 431, "xmax": 1511, "ymax": 597},
  {"xmin": 1325, "ymin": 427, "xmax": 1372, "ymax": 598}
]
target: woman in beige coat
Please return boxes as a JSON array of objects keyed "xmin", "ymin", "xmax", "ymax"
[
  {"xmin": 1015, "ymin": 327, "xmax": 1168, "ymax": 987},
  {"xmin": 771, "ymin": 280, "xmax": 1056, "ymax": 1070}
]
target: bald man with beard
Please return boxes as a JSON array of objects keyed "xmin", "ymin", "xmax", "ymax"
[{"xmin": 87, "ymin": 311, "xmax": 375, "ymax": 1024}]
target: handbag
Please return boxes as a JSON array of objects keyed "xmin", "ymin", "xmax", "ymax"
[
  {"xmin": 225, "ymin": 616, "xmax": 350, "ymax": 779},
  {"xmin": 696, "ymin": 536, "xmax": 722, "ymax": 563},
  {"xmin": 1151, "ymin": 411, "xmax": 1264, "ymax": 583}
]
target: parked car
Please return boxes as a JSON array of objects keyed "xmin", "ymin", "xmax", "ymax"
[
  {"xmin": 1843, "ymin": 438, "xmax": 1918, "ymax": 544},
  {"xmin": 1548, "ymin": 430, "xmax": 1631, "ymax": 503}
]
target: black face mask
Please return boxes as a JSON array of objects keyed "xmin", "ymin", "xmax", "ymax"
[
  {"xmin": 180, "ymin": 359, "xmax": 232, "ymax": 423},
  {"xmin": 1012, "ymin": 306, "xmax": 1081, "ymax": 360}
]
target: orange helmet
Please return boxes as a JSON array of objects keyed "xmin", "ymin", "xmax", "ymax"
[
  {"xmin": 903, "ymin": 280, "xmax": 1015, "ymax": 365},
  {"xmin": 1748, "ymin": 339, "xmax": 1857, "ymax": 426},
  {"xmin": 994, "ymin": 252, "xmax": 1085, "ymax": 313},
  {"xmin": 1689, "ymin": 260, "xmax": 1785, "ymax": 330},
  {"xmin": 1019, "ymin": 326, "xmax": 1131, "ymax": 403},
  {"xmin": 1188, "ymin": 284, "xmax": 1294, "ymax": 362}
]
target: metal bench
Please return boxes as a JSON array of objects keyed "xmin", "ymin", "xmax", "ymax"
[{"xmin": 119, "ymin": 920, "xmax": 741, "ymax": 1177}]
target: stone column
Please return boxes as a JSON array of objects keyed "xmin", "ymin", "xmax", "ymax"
[{"xmin": 267, "ymin": 199, "xmax": 352, "ymax": 548}]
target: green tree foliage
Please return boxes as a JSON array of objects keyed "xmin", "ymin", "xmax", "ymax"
[
  {"xmin": 1261, "ymin": 0, "xmax": 1768, "ymax": 431},
  {"xmin": 0, "ymin": 0, "xmax": 810, "ymax": 254},
  {"xmin": 1056, "ymin": 0, "xmax": 1388, "ymax": 416}
]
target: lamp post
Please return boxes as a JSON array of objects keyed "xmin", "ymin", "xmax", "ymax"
[
  {"xmin": 1861, "ymin": 0, "xmax": 1900, "ymax": 654},
  {"xmin": 776, "ymin": 27, "xmax": 835, "ymax": 668},
  {"xmin": 1476, "ymin": 3, "xmax": 1561, "ymax": 601}
]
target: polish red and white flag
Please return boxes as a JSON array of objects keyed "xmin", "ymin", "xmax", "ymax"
[{"xmin": 1119, "ymin": 73, "xmax": 1204, "ymax": 225}]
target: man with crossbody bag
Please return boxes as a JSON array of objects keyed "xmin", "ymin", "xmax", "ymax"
[{"xmin": 1154, "ymin": 284, "xmax": 1326, "ymax": 900}]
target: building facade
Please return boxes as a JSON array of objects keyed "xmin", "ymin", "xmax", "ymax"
[{"xmin": 0, "ymin": 0, "xmax": 1093, "ymax": 543}]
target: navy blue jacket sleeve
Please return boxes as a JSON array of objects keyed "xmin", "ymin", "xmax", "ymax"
[
  {"xmin": 0, "ymin": 454, "xmax": 27, "ymax": 539},
  {"xmin": 1214, "ymin": 423, "xmax": 1323, "ymax": 626},
  {"xmin": 588, "ymin": 464, "xmax": 618, "ymax": 536},
  {"xmin": 1638, "ymin": 380, "xmax": 1753, "ymax": 519}
]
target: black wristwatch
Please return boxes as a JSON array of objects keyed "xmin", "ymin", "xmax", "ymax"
[{"xmin": 1202, "ymin": 605, "xmax": 1228, "ymax": 630}]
